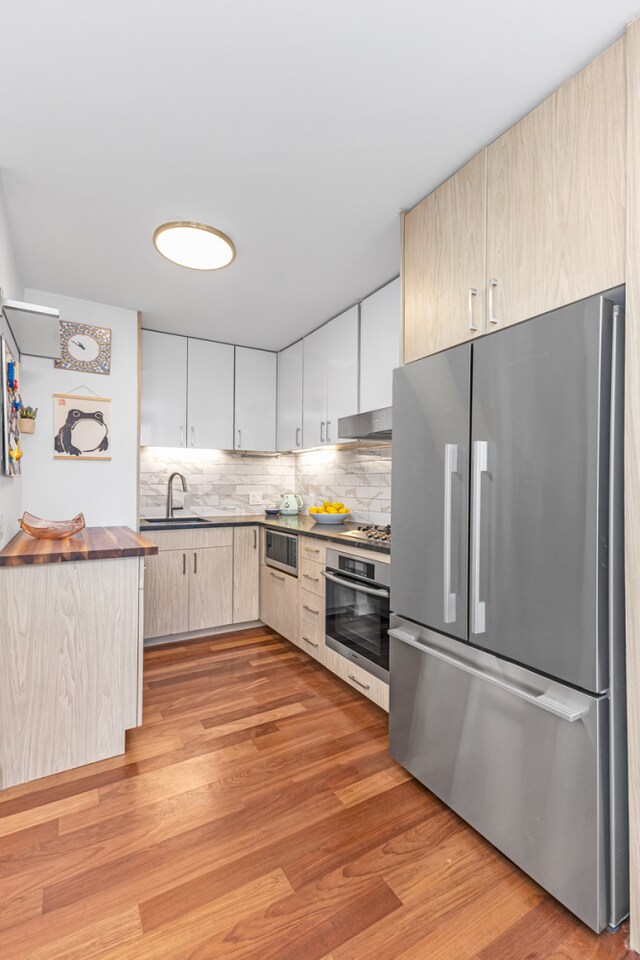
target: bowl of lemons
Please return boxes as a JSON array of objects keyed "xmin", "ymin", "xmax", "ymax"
[{"xmin": 308, "ymin": 501, "xmax": 351, "ymax": 524}]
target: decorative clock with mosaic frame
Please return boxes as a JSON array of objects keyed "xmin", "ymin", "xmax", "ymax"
[{"xmin": 55, "ymin": 321, "xmax": 112, "ymax": 375}]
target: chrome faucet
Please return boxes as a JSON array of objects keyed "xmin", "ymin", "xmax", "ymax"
[{"xmin": 166, "ymin": 472, "xmax": 187, "ymax": 518}]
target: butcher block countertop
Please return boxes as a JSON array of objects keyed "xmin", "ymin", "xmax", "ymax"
[{"xmin": 0, "ymin": 525, "xmax": 158, "ymax": 567}]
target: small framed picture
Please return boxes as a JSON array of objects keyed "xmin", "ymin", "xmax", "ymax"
[{"xmin": 53, "ymin": 393, "xmax": 111, "ymax": 460}]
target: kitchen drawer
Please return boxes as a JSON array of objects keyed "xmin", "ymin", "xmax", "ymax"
[
  {"xmin": 300, "ymin": 587, "xmax": 323, "ymax": 629},
  {"xmin": 143, "ymin": 527, "xmax": 233, "ymax": 551},
  {"xmin": 297, "ymin": 621, "xmax": 327, "ymax": 667},
  {"xmin": 299, "ymin": 537, "xmax": 326, "ymax": 564},
  {"xmin": 299, "ymin": 556, "xmax": 324, "ymax": 597},
  {"xmin": 327, "ymin": 649, "xmax": 389, "ymax": 711}
]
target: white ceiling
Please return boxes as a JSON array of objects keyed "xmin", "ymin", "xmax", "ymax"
[{"xmin": 1, "ymin": 0, "xmax": 639, "ymax": 350}]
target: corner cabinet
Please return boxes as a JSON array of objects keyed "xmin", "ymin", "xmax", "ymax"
[
  {"xmin": 235, "ymin": 347, "xmax": 277, "ymax": 452},
  {"xmin": 277, "ymin": 340, "xmax": 303, "ymax": 451},
  {"xmin": 403, "ymin": 38, "xmax": 626, "ymax": 362},
  {"xmin": 302, "ymin": 305, "xmax": 359, "ymax": 446}
]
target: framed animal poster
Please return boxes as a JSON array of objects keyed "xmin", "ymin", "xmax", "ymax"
[{"xmin": 53, "ymin": 393, "xmax": 111, "ymax": 460}]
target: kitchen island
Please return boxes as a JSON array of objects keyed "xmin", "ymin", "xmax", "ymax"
[{"xmin": 0, "ymin": 526, "xmax": 157, "ymax": 790}]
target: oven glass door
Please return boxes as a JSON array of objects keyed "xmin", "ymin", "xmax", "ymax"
[{"xmin": 325, "ymin": 568, "xmax": 390, "ymax": 673}]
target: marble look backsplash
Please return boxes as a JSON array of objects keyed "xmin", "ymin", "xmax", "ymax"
[{"xmin": 140, "ymin": 444, "xmax": 392, "ymax": 524}]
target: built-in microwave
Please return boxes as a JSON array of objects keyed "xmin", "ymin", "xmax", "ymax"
[{"xmin": 264, "ymin": 529, "xmax": 298, "ymax": 576}]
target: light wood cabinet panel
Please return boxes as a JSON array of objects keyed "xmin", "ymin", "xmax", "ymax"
[
  {"xmin": 259, "ymin": 566, "xmax": 299, "ymax": 642},
  {"xmin": 486, "ymin": 39, "xmax": 625, "ymax": 330},
  {"xmin": 144, "ymin": 549, "xmax": 189, "ymax": 639},
  {"xmin": 188, "ymin": 546, "xmax": 233, "ymax": 632},
  {"xmin": 142, "ymin": 527, "xmax": 233, "ymax": 551},
  {"xmin": 299, "ymin": 536, "xmax": 326, "ymax": 565},
  {"xmin": 299, "ymin": 556, "xmax": 323, "ymax": 597},
  {"xmin": 233, "ymin": 526, "xmax": 259, "ymax": 623},
  {"xmin": 403, "ymin": 150, "xmax": 486, "ymax": 362},
  {"xmin": 300, "ymin": 586, "xmax": 324, "ymax": 630},
  {"xmin": 325, "ymin": 649, "xmax": 389, "ymax": 712},
  {"xmin": 0, "ymin": 558, "xmax": 140, "ymax": 789}
]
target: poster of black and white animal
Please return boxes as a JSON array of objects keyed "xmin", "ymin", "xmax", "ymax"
[{"xmin": 53, "ymin": 394, "xmax": 111, "ymax": 460}]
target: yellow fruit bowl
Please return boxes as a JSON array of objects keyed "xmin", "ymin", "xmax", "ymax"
[{"xmin": 308, "ymin": 502, "xmax": 351, "ymax": 524}]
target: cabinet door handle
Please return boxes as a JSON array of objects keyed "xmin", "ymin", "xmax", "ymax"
[
  {"xmin": 303, "ymin": 603, "xmax": 320, "ymax": 615},
  {"xmin": 320, "ymin": 421, "xmax": 326, "ymax": 443},
  {"xmin": 326, "ymin": 420, "xmax": 331, "ymax": 444},
  {"xmin": 237, "ymin": 428, "xmax": 242, "ymax": 449},
  {"xmin": 306, "ymin": 547, "xmax": 320, "ymax": 555},
  {"xmin": 193, "ymin": 552, "xmax": 197, "ymax": 574},
  {"xmin": 348, "ymin": 673, "xmax": 371, "ymax": 691},
  {"xmin": 190, "ymin": 426, "xmax": 195, "ymax": 446},
  {"xmin": 302, "ymin": 635, "xmax": 319, "ymax": 648},
  {"xmin": 270, "ymin": 571, "xmax": 285, "ymax": 581},
  {"xmin": 303, "ymin": 573, "xmax": 319, "ymax": 582},
  {"xmin": 488, "ymin": 278, "xmax": 499, "ymax": 325},
  {"xmin": 182, "ymin": 553, "xmax": 186, "ymax": 575},
  {"xmin": 180, "ymin": 425, "xmax": 184, "ymax": 446},
  {"xmin": 468, "ymin": 287, "xmax": 479, "ymax": 331},
  {"xmin": 253, "ymin": 529, "xmax": 257, "ymax": 549}
]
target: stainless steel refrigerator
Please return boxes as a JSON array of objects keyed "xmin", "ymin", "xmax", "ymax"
[{"xmin": 389, "ymin": 291, "xmax": 627, "ymax": 932}]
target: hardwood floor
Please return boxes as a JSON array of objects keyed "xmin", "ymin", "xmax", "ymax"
[{"xmin": 0, "ymin": 626, "xmax": 634, "ymax": 959}]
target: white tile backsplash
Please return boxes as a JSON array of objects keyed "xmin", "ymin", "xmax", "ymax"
[{"xmin": 139, "ymin": 444, "xmax": 392, "ymax": 523}]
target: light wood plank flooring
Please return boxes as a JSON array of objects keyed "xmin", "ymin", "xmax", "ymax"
[{"xmin": 0, "ymin": 626, "xmax": 634, "ymax": 959}]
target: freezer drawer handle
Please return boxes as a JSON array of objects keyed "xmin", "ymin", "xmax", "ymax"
[
  {"xmin": 389, "ymin": 629, "xmax": 589, "ymax": 723},
  {"xmin": 443, "ymin": 443, "xmax": 458, "ymax": 624},
  {"xmin": 470, "ymin": 440, "xmax": 488, "ymax": 634}
]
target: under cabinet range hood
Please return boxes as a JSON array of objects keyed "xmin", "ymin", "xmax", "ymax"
[{"xmin": 338, "ymin": 406, "xmax": 392, "ymax": 441}]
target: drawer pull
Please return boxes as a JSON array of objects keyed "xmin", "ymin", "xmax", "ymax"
[
  {"xmin": 348, "ymin": 673, "xmax": 371, "ymax": 691},
  {"xmin": 302, "ymin": 635, "xmax": 319, "ymax": 648},
  {"xmin": 270, "ymin": 572, "xmax": 285, "ymax": 581},
  {"xmin": 305, "ymin": 548, "xmax": 320, "ymax": 554},
  {"xmin": 303, "ymin": 574, "xmax": 320, "ymax": 582},
  {"xmin": 303, "ymin": 604, "xmax": 320, "ymax": 615}
]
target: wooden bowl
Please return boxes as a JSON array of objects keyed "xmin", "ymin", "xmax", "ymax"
[{"xmin": 19, "ymin": 511, "xmax": 86, "ymax": 540}]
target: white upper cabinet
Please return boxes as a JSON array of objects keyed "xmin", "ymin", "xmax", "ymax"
[
  {"xmin": 141, "ymin": 330, "xmax": 187, "ymax": 447},
  {"xmin": 235, "ymin": 347, "xmax": 277, "ymax": 451},
  {"xmin": 359, "ymin": 279, "xmax": 400, "ymax": 411},
  {"xmin": 326, "ymin": 305, "xmax": 359, "ymax": 443},
  {"xmin": 302, "ymin": 324, "xmax": 328, "ymax": 447},
  {"xmin": 277, "ymin": 340, "xmax": 303, "ymax": 451},
  {"xmin": 187, "ymin": 338, "xmax": 234, "ymax": 450}
]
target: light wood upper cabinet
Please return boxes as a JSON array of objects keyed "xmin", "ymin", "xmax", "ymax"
[
  {"xmin": 403, "ymin": 150, "xmax": 486, "ymax": 362},
  {"xmin": 486, "ymin": 39, "xmax": 625, "ymax": 330},
  {"xmin": 235, "ymin": 347, "xmax": 277, "ymax": 452},
  {"xmin": 233, "ymin": 526, "xmax": 259, "ymax": 623}
]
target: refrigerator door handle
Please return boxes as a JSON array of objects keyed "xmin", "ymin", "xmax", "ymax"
[
  {"xmin": 470, "ymin": 440, "xmax": 488, "ymax": 634},
  {"xmin": 443, "ymin": 443, "xmax": 458, "ymax": 623},
  {"xmin": 389, "ymin": 629, "xmax": 589, "ymax": 723}
]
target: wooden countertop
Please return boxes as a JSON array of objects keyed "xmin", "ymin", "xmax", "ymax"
[{"xmin": 0, "ymin": 525, "xmax": 158, "ymax": 567}]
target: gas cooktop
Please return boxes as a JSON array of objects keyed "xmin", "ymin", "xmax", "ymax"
[{"xmin": 340, "ymin": 524, "xmax": 391, "ymax": 545}]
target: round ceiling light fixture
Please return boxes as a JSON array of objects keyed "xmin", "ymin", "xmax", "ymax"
[{"xmin": 153, "ymin": 221, "xmax": 236, "ymax": 270}]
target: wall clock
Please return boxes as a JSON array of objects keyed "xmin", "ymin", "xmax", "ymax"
[{"xmin": 55, "ymin": 321, "xmax": 112, "ymax": 375}]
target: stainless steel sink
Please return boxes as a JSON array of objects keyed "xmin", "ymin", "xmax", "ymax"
[{"xmin": 143, "ymin": 517, "xmax": 210, "ymax": 524}]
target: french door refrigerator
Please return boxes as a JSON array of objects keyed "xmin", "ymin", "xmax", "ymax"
[{"xmin": 389, "ymin": 291, "xmax": 627, "ymax": 932}]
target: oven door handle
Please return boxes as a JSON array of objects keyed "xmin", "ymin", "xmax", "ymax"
[{"xmin": 321, "ymin": 569, "xmax": 389, "ymax": 598}]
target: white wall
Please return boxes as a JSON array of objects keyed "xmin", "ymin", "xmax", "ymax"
[
  {"xmin": 21, "ymin": 290, "xmax": 138, "ymax": 529},
  {"xmin": 0, "ymin": 177, "xmax": 24, "ymax": 547}
]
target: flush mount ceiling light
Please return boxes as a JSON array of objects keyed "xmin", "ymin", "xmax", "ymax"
[{"xmin": 153, "ymin": 221, "xmax": 236, "ymax": 270}]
